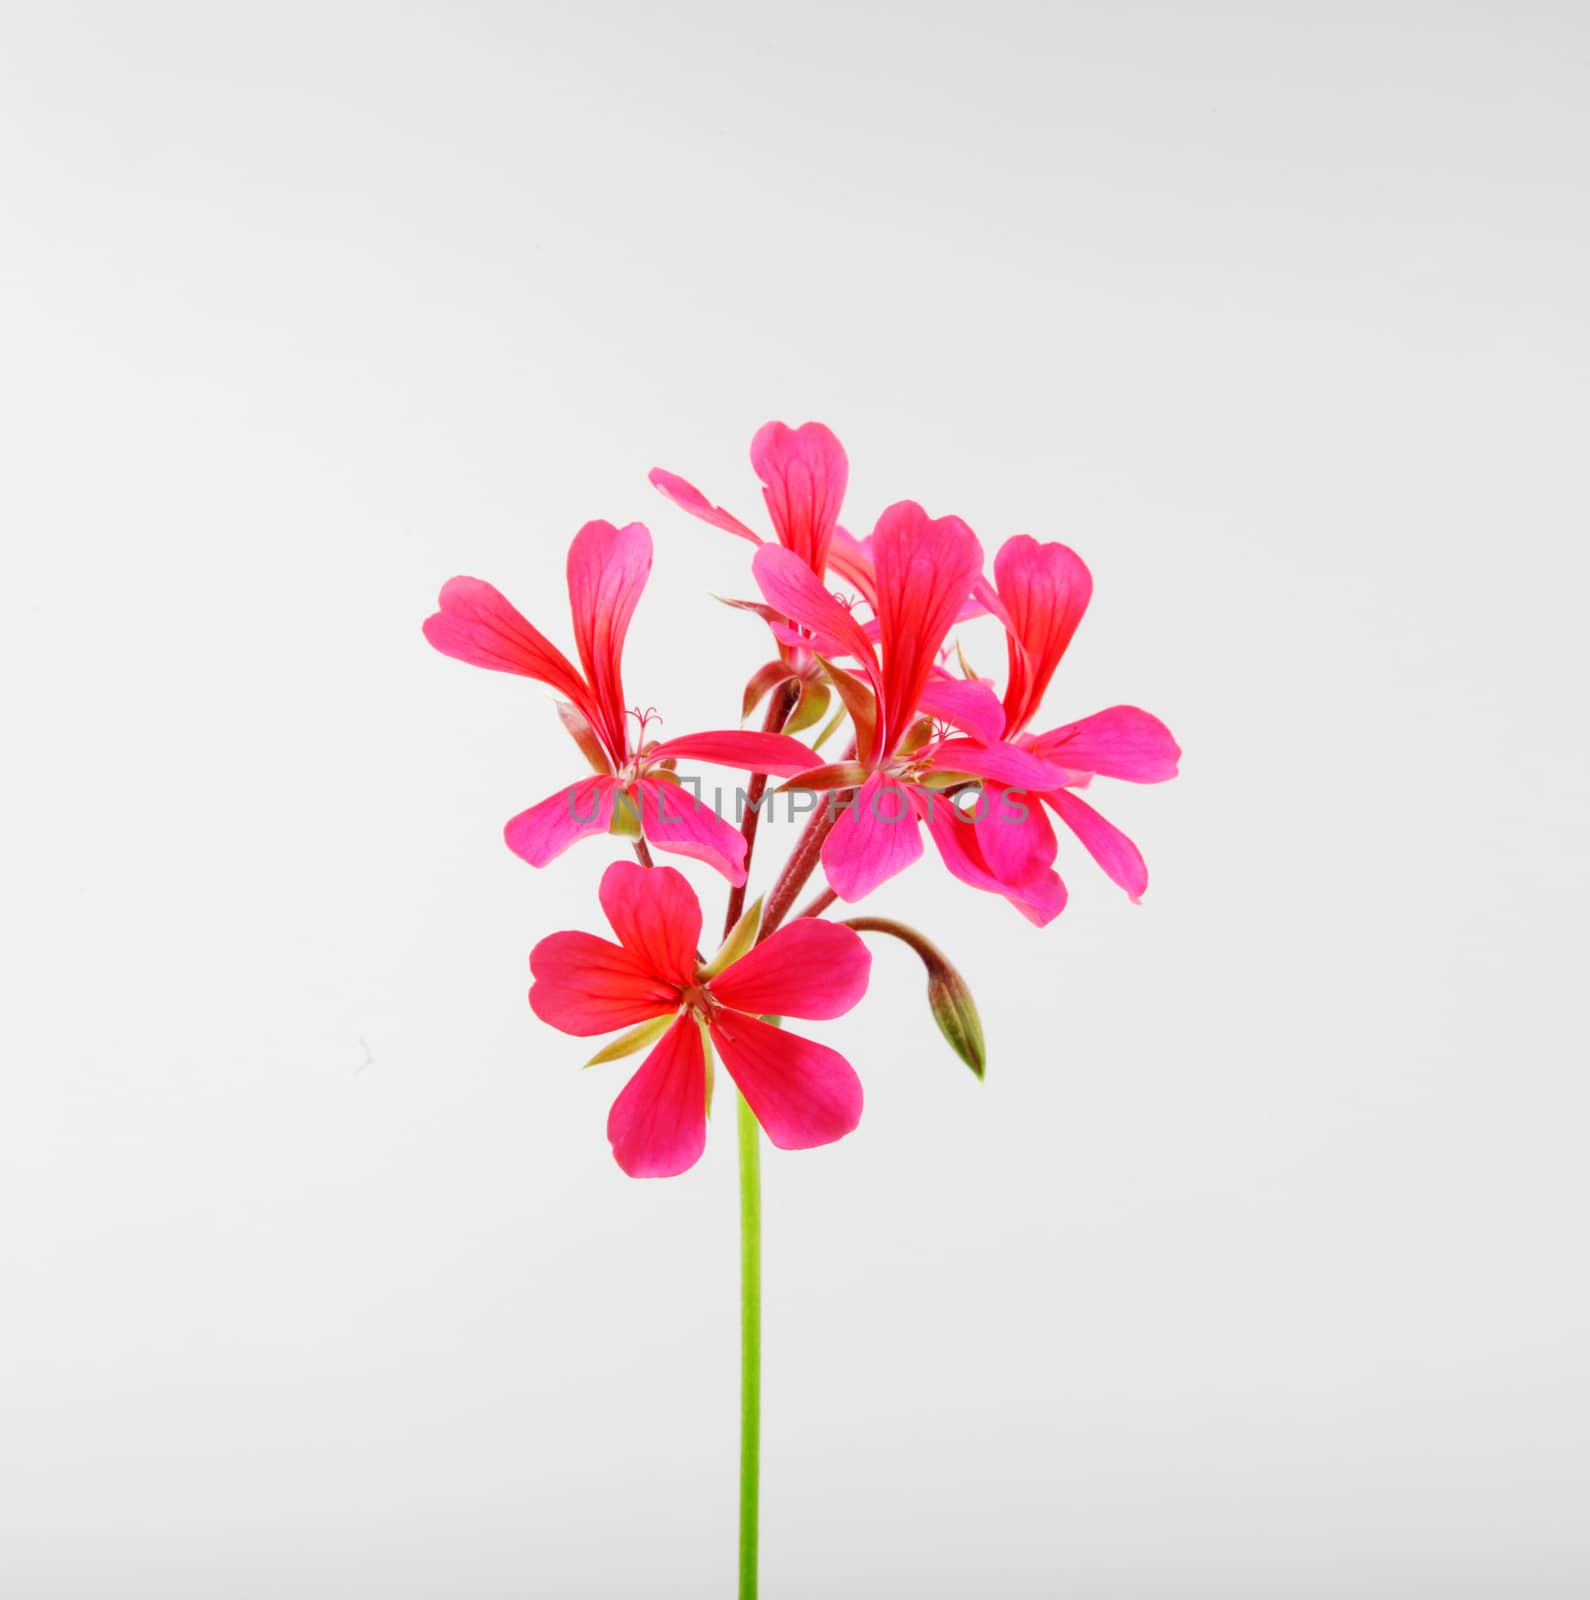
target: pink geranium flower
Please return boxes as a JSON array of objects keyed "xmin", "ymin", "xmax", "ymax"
[
  {"xmin": 531, "ymin": 861, "xmax": 871, "ymax": 1177},
  {"xmin": 650, "ymin": 420, "xmax": 854, "ymax": 579},
  {"xmin": 423, "ymin": 519, "xmax": 816, "ymax": 884},
  {"xmin": 752, "ymin": 502, "xmax": 1069, "ymax": 909},
  {"xmin": 976, "ymin": 535, "xmax": 1182, "ymax": 904}
]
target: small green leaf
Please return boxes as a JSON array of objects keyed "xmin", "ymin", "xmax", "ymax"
[
  {"xmin": 811, "ymin": 704, "xmax": 847, "ymax": 752},
  {"xmin": 702, "ymin": 896, "xmax": 763, "ymax": 978},
  {"xmin": 701, "ymin": 1018, "xmax": 716, "ymax": 1117},
  {"xmin": 785, "ymin": 679, "xmax": 831, "ymax": 735},
  {"xmin": 584, "ymin": 1013, "xmax": 673, "ymax": 1068}
]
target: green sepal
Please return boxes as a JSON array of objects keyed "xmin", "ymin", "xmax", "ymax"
[
  {"xmin": 701, "ymin": 1018, "xmax": 716, "ymax": 1118},
  {"xmin": 584, "ymin": 1013, "xmax": 673, "ymax": 1068},
  {"xmin": 814, "ymin": 655, "xmax": 878, "ymax": 764},
  {"xmin": 608, "ymin": 786, "xmax": 642, "ymax": 837},
  {"xmin": 702, "ymin": 896, "xmax": 763, "ymax": 978},
  {"xmin": 785, "ymin": 678, "xmax": 831, "ymax": 735},
  {"xmin": 811, "ymin": 704, "xmax": 848, "ymax": 751}
]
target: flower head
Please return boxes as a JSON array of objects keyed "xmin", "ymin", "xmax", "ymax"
[
  {"xmin": 975, "ymin": 534, "xmax": 1182, "ymax": 903},
  {"xmin": 423, "ymin": 520, "xmax": 816, "ymax": 882},
  {"xmin": 753, "ymin": 502, "xmax": 1069, "ymax": 909},
  {"xmin": 531, "ymin": 861, "xmax": 871, "ymax": 1177},
  {"xmin": 650, "ymin": 420, "xmax": 851, "ymax": 578}
]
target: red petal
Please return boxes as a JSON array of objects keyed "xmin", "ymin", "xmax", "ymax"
[
  {"xmin": 504, "ymin": 776, "xmax": 616, "ymax": 867},
  {"xmin": 423, "ymin": 577, "xmax": 594, "ymax": 716},
  {"xmin": 607, "ymin": 1014, "xmax": 708, "ymax": 1178},
  {"xmin": 1031, "ymin": 705, "xmax": 1181, "ymax": 783},
  {"xmin": 596, "ymin": 858, "xmax": 701, "ymax": 987},
  {"xmin": 650, "ymin": 730, "xmax": 818, "ymax": 777},
  {"xmin": 992, "ymin": 536, "xmax": 1092, "ymax": 733},
  {"xmin": 917, "ymin": 675, "xmax": 1005, "ymax": 742},
  {"xmin": 565, "ymin": 521, "xmax": 652, "ymax": 762},
  {"xmin": 871, "ymin": 503, "xmax": 984, "ymax": 753},
  {"xmin": 711, "ymin": 920, "xmax": 872, "ymax": 1020},
  {"xmin": 819, "ymin": 774, "xmax": 924, "ymax": 901},
  {"xmin": 750, "ymin": 421, "xmax": 849, "ymax": 576},
  {"xmin": 529, "ymin": 931, "xmax": 680, "ymax": 1036},
  {"xmin": 709, "ymin": 1013, "xmax": 863, "ymax": 1152},
  {"xmin": 648, "ymin": 468, "xmax": 762, "ymax": 545},
  {"xmin": 1047, "ymin": 789, "xmax": 1150, "ymax": 901},
  {"xmin": 635, "ymin": 780, "xmax": 749, "ymax": 886}
]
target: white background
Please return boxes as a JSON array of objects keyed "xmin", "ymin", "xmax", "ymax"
[{"xmin": 3, "ymin": 4, "xmax": 1587, "ymax": 1595}]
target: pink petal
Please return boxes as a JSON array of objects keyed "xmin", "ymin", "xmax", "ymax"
[
  {"xmin": 710, "ymin": 920, "xmax": 872, "ymax": 1020},
  {"xmin": 649, "ymin": 730, "xmax": 818, "ymax": 778},
  {"xmin": 647, "ymin": 468, "xmax": 763, "ymax": 545},
  {"xmin": 423, "ymin": 576, "xmax": 594, "ymax": 713},
  {"xmin": 709, "ymin": 1012, "xmax": 863, "ymax": 1152},
  {"xmin": 992, "ymin": 536, "xmax": 1093, "ymax": 733},
  {"xmin": 1047, "ymin": 788, "xmax": 1149, "ymax": 902},
  {"xmin": 750, "ymin": 421, "xmax": 849, "ymax": 576},
  {"xmin": 819, "ymin": 774, "xmax": 924, "ymax": 901},
  {"xmin": 928, "ymin": 737, "xmax": 1069, "ymax": 790},
  {"xmin": 752, "ymin": 545, "xmax": 883, "ymax": 699},
  {"xmin": 915, "ymin": 789, "xmax": 1068, "ymax": 927},
  {"xmin": 607, "ymin": 1014, "xmax": 708, "ymax": 1178},
  {"xmin": 826, "ymin": 527, "xmax": 876, "ymax": 607},
  {"xmin": 530, "ymin": 930, "xmax": 680, "ymax": 1036},
  {"xmin": 871, "ymin": 502, "xmax": 984, "ymax": 752},
  {"xmin": 565, "ymin": 520, "xmax": 652, "ymax": 762},
  {"xmin": 1030, "ymin": 705, "xmax": 1181, "ymax": 783},
  {"xmin": 916, "ymin": 675, "xmax": 1006, "ymax": 742},
  {"xmin": 635, "ymin": 779, "xmax": 748, "ymax": 886},
  {"xmin": 973, "ymin": 783, "xmax": 1058, "ymax": 885},
  {"xmin": 504, "ymin": 776, "xmax": 617, "ymax": 867},
  {"xmin": 596, "ymin": 857, "xmax": 701, "ymax": 986}
]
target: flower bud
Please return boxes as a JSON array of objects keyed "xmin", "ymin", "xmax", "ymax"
[{"xmin": 843, "ymin": 917, "xmax": 986, "ymax": 1079}]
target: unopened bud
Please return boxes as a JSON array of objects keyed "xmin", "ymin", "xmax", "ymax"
[{"xmin": 843, "ymin": 917, "xmax": 986, "ymax": 1079}]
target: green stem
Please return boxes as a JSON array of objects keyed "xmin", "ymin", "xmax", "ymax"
[{"xmin": 736, "ymin": 1088, "xmax": 762, "ymax": 1599}]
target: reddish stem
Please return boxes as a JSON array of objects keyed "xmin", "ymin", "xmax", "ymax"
[
  {"xmin": 792, "ymin": 886, "xmax": 838, "ymax": 921},
  {"xmin": 721, "ymin": 679, "xmax": 800, "ymax": 940}
]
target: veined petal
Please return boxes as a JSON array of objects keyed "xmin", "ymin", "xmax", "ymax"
[
  {"xmin": 529, "ymin": 930, "xmax": 680, "ymax": 1036},
  {"xmin": 826, "ymin": 526, "xmax": 876, "ymax": 607},
  {"xmin": 1030, "ymin": 705, "xmax": 1181, "ymax": 783},
  {"xmin": 635, "ymin": 779, "xmax": 748, "ymax": 886},
  {"xmin": 423, "ymin": 577, "xmax": 595, "ymax": 716},
  {"xmin": 752, "ymin": 546, "xmax": 883, "ymax": 702},
  {"xmin": 504, "ymin": 776, "xmax": 617, "ymax": 867},
  {"xmin": 596, "ymin": 858, "xmax": 701, "ymax": 987},
  {"xmin": 917, "ymin": 675, "xmax": 1006, "ymax": 742},
  {"xmin": 566, "ymin": 520, "xmax": 652, "ymax": 761},
  {"xmin": 649, "ymin": 730, "xmax": 818, "ymax": 777},
  {"xmin": 1047, "ymin": 788, "xmax": 1150, "ymax": 901},
  {"xmin": 648, "ymin": 468, "xmax": 762, "ymax": 544},
  {"xmin": 711, "ymin": 919, "xmax": 872, "ymax": 1020},
  {"xmin": 928, "ymin": 737, "xmax": 1069, "ymax": 790},
  {"xmin": 915, "ymin": 789, "xmax": 1068, "ymax": 927},
  {"xmin": 709, "ymin": 1013, "xmax": 863, "ymax": 1152},
  {"xmin": 607, "ymin": 1013, "xmax": 708, "ymax": 1178},
  {"xmin": 871, "ymin": 502, "xmax": 984, "ymax": 752},
  {"xmin": 750, "ymin": 420, "xmax": 849, "ymax": 576},
  {"xmin": 820, "ymin": 773, "xmax": 924, "ymax": 901},
  {"xmin": 973, "ymin": 783, "xmax": 1058, "ymax": 885},
  {"xmin": 993, "ymin": 536, "xmax": 1093, "ymax": 733}
]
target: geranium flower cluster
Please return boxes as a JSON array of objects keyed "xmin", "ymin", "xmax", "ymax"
[{"xmin": 426, "ymin": 421, "xmax": 1179, "ymax": 1177}]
